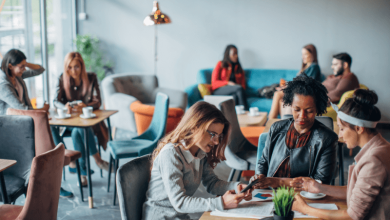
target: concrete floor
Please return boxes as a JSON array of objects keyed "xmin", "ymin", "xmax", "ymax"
[{"xmin": 11, "ymin": 131, "xmax": 378, "ymax": 219}]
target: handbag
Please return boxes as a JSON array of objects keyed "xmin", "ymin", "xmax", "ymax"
[{"xmin": 258, "ymin": 83, "xmax": 279, "ymax": 99}]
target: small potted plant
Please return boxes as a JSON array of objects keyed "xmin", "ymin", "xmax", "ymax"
[{"xmin": 272, "ymin": 186, "xmax": 296, "ymax": 220}]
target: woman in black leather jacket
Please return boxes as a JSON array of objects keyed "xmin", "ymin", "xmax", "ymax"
[{"xmin": 250, "ymin": 74, "xmax": 338, "ymax": 188}]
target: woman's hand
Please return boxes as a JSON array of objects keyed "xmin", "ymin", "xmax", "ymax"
[
  {"xmin": 65, "ymin": 103, "xmax": 72, "ymax": 114},
  {"xmin": 72, "ymin": 102, "xmax": 87, "ymax": 112},
  {"xmin": 236, "ymin": 184, "xmax": 253, "ymax": 201},
  {"xmin": 292, "ymin": 194, "xmax": 309, "ymax": 214},
  {"xmin": 290, "ymin": 177, "xmax": 321, "ymax": 193},
  {"xmin": 250, "ymin": 174, "xmax": 280, "ymax": 189},
  {"xmin": 42, "ymin": 102, "xmax": 50, "ymax": 112},
  {"xmin": 227, "ymin": 81, "xmax": 236, "ymax": 86},
  {"xmin": 222, "ymin": 190, "xmax": 245, "ymax": 209}
]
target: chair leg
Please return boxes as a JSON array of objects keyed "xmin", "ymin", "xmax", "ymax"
[
  {"xmin": 75, "ymin": 160, "xmax": 84, "ymax": 202},
  {"xmin": 63, "ymin": 167, "xmax": 66, "ymax": 181},
  {"xmin": 107, "ymin": 155, "xmax": 113, "ymax": 192},
  {"xmin": 99, "ymin": 144, "xmax": 103, "ymax": 178},
  {"xmin": 113, "ymin": 159, "xmax": 119, "ymax": 206},
  {"xmin": 338, "ymin": 143, "xmax": 345, "ymax": 186},
  {"xmin": 236, "ymin": 171, "xmax": 242, "ymax": 181},
  {"xmin": 228, "ymin": 169, "xmax": 236, "ymax": 182}
]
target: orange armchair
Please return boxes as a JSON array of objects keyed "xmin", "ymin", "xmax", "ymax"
[{"xmin": 130, "ymin": 101, "xmax": 184, "ymax": 135}]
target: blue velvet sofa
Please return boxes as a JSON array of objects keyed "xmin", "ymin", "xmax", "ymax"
[{"xmin": 184, "ymin": 68, "xmax": 298, "ymax": 112}]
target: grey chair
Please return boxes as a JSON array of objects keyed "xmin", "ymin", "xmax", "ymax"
[
  {"xmin": 101, "ymin": 73, "xmax": 187, "ymax": 140},
  {"xmin": 219, "ymin": 99, "xmax": 257, "ymax": 181},
  {"xmin": 0, "ymin": 115, "xmax": 35, "ymax": 204},
  {"xmin": 116, "ymin": 154, "xmax": 151, "ymax": 220}
]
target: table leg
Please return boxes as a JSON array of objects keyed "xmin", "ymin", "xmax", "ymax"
[
  {"xmin": 84, "ymin": 128, "xmax": 93, "ymax": 208},
  {"xmin": 107, "ymin": 118, "xmax": 113, "ymax": 141},
  {"xmin": 0, "ymin": 172, "xmax": 9, "ymax": 204}
]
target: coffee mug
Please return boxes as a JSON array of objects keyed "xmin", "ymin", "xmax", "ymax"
[
  {"xmin": 57, "ymin": 108, "xmax": 67, "ymax": 118},
  {"xmin": 249, "ymin": 107, "xmax": 259, "ymax": 115},
  {"xmin": 82, "ymin": 107, "xmax": 93, "ymax": 118},
  {"xmin": 235, "ymin": 105, "xmax": 245, "ymax": 114},
  {"xmin": 306, "ymin": 179, "xmax": 322, "ymax": 197}
]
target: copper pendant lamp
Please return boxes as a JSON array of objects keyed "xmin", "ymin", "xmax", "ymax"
[{"xmin": 143, "ymin": 1, "xmax": 171, "ymax": 75}]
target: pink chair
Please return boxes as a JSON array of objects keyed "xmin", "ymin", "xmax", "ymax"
[
  {"xmin": 7, "ymin": 108, "xmax": 84, "ymax": 200},
  {"xmin": 0, "ymin": 144, "xmax": 65, "ymax": 220}
]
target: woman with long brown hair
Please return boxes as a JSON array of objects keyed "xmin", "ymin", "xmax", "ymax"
[
  {"xmin": 212, "ymin": 44, "xmax": 248, "ymax": 109},
  {"xmin": 142, "ymin": 102, "xmax": 252, "ymax": 220},
  {"xmin": 51, "ymin": 52, "xmax": 111, "ymax": 186},
  {"xmin": 268, "ymin": 44, "xmax": 322, "ymax": 119}
]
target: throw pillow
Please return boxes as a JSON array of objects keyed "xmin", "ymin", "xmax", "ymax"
[{"xmin": 198, "ymin": 84, "xmax": 212, "ymax": 98}]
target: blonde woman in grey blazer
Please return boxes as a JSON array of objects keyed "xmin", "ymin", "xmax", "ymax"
[{"xmin": 0, "ymin": 49, "xmax": 48, "ymax": 115}]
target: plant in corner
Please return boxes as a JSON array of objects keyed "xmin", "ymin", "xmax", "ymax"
[
  {"xmin": 74, "ymin": 34, "xmax": 113, "ymax": 81},
  {"xmin": 272, "ymin": 186, "xmax": 296, "ymax": 220}
]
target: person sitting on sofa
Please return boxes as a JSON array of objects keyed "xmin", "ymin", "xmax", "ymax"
[
  {"xmin": 291, "ymin": 89, "xmax": 390, "ymax": 220},
  {"xmin": 249, "ymin": 74, "xmax": 338, "ymax": 188},
  {"xmin": 268, "ymin": 44, "xmax": 322, "ymax": 118},
  {"xmin": 323, "ymin": 53, "xmax": 359, "ymax": 103},
  {"xmin": 211, "ymin": 44, "xmax": 248, "ymax": 109}
]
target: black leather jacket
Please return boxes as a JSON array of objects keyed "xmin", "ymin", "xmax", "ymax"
[{"xmin": 256, "ymin": 118, "xmax": 338, "ymax": 184}]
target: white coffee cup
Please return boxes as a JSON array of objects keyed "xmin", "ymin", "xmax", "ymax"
[
  {"xmin": 249, "ymin": 107, "xmax": 259, "ymax": 116},
  {"xmin": 306, "ymin": 179, "xmax": 322, "ymax": 197},
  {"xmin": 82, "ymin": 107, "xmax": 93, "ymax": 118},
  {"xmin": 235, "ymin": 105, "xmax": 245, "ymax": 114},
  {"xmin": 57, "ymin": 108, "xmax": 67, "ymax": 118}
]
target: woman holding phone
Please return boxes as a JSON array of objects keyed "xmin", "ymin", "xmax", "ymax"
[
  {"xmin": 51, "ymin": 52, "xmax": 111, "ymax": 187},
  {"xmin": 290, "ymin": 89, "xmax": 390, "ymax": 219},
  {"xmin": 143, "ymin": 102, "xmax": 252, "ymax": 220}
]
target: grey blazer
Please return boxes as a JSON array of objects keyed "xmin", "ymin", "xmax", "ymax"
[{"xmin": 0, "ymin": 66, "xmax": 45, "ymax": 115}]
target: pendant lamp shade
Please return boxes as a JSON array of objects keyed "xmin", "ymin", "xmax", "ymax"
[{"xmin": 143, "ymin": 1, "xmax": 171, "ymax": 26}]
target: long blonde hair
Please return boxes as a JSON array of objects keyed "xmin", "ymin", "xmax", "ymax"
[
  {"xmin": 151, "ymin": 101, "xmax": 231, "ymax": 169},
  {"xmin": 62, "ymin": 52, "xmax": 89, "ymax": 100}
]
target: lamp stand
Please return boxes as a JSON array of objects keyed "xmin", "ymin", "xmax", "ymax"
[{"xmin": 154, "ymin": 25, "xmax": 158, "ymax": 76}]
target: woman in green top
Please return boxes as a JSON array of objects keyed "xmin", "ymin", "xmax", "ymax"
[{"xmin": 268, "ymin": 44, "xmax": 322, "ymax": 119}]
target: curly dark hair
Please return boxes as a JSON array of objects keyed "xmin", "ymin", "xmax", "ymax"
[{"xmin": 282, "ymin": 73, "xmax": 329, "ymax": 115}]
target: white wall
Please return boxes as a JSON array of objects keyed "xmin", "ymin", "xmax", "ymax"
[{"xmin": 78, "ymin": 0, "xmax": 390, "ymax": 119}]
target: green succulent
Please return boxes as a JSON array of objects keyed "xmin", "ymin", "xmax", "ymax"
[
  {"xmin": 74, "ymin": 34, "xmax": 113, "ymax": 81},
  {"xmin": 272, "ymin": 186, "xmax": 296, "ymax": 217}
]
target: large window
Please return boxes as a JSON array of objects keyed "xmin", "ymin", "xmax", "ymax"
[{"xmin": 0, "ymin": 0, "xmax": 75, "ymax": 107}]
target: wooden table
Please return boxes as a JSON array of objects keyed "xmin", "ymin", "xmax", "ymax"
[
  {"xmin": 200, "ymin": 196, "xmax": 347, "ymax": 220},
  {"xmin": 238, "ymin": 111, "xmax": 268, "ymax": 127},
  {"xmin": 0, "ymin": 159, "xmax": 17, "ymax": 204},
  {"xmin": 49, "ymin": 109, "xmax": 118, "ymax": 208}
]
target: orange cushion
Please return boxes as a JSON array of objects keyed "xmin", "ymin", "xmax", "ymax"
[
  {"xmin": 130, "ymin": 101, "xmax": 185, "ymax": 135},
  {"xmin": 240, "ymin": 126, "xmax": 265, "ymax": 146}
]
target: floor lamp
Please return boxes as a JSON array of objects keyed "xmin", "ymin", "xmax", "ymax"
[{"xmin": 143, "ymin": 1, "xmax": 171, "ymax": 76}]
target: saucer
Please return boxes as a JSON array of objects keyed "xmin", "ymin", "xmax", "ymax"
[
  {"xmin": 55, "ymin": 114, "xmax": 71, "ymax": 119},
  {"xmin": 236, "ymin": 111, "xmax": 246, "ymax": 115},
  {"xmin": 80, "ymin": 113, "xmax": 96, "ymax": 119},
  {"xmin": 300, "ymin": 191, "xmax": 326, "ymax": 200},
  {"xmin": 248, "ymin": 112, "xmax": 260, "ymax": 116}
]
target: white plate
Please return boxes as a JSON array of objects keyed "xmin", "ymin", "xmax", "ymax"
[
  {"xmin": 55, "ymin": 114, "xmax": 71, "ymax": 119},
  {"xmin": 80, "ymin": 113, "xmax": 96, "ymax": 119},
  {"xmin": 300, "ymin": 191, "xmax": 326, "ymax": 200},
  {"xmin": 247, "ymin": 112, "xmax": 260, "ymax": 116},
  {"xmin": 237, "ymin": 111, "xmax": 246, "ymax": 115}
]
